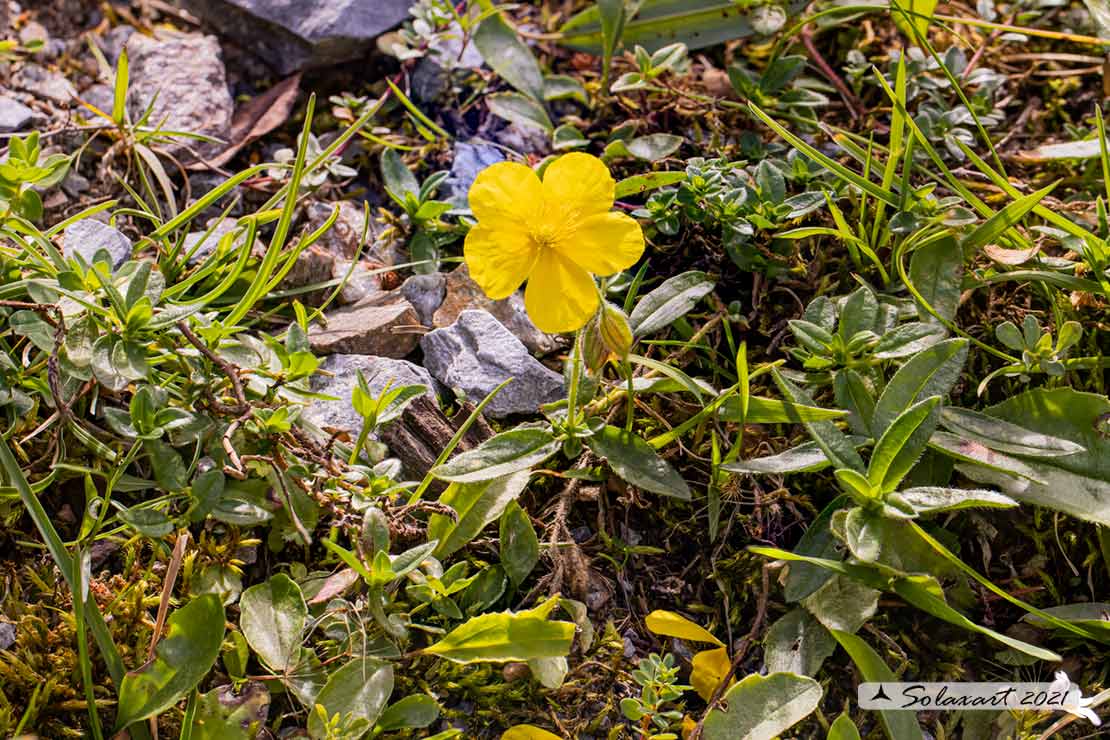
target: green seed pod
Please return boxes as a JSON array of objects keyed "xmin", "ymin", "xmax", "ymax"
[
  {"xmin": 361, "ymin": 506, "xmax": 391, "ymax": 557},
  {"xmin": 581, "ymin": 313, "xmax": 609, "ymax": 373},
  {"xmin": 599, "ymin": 302, "xmax": 634, "ymax": 361}
]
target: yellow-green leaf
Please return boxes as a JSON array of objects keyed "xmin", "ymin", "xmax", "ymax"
[
  {"xmin": 691, "ymin": 646, "xmax": 732, "ymax": 701},
  {"xmin": 502, "ymin": 725, "xmax": 563, "ymax": 740},
  {"xmin": 645, "ymin": 610, "xmax": 723, "ymax": 646}
]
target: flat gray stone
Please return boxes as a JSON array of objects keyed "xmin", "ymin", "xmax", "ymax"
[
  {"xmin": 125, "ymin": 32, "xmax": 233, "ymax": 159},
  {"xmin": 433, "ymin": 264, "xmax": 560, "ymax": 356},
  {"xmin": 401, "ymin": 273, "xmax": 446, "ymax": 326},
  {"xmin": 63, "ymin": 218, "xmax": 132, "ymax": 270},
  {"xmin": 180, "ymin": 0, "xmax": 412, "ymax": 75},
  {"xmin": 182, "ymin": 217, "xmax": 241, "ymax": 265},
  {"xmin": 0, "ymin": 96, "xmax": 33, "ymax": 133},
  {"xmin": 302, "ymin": 354, "xmax": 435, "ymax": 436},
  {"xmin": 0, "ymin": 621, "xmax": 14, "ymax": 651},
  {"xmin": 308, "ymin": 297, "xmax": 420, "ymax": 357},
  {"xmin": 446, "ymin": 140, "xmax": 504, "ymax": 207},
  {"xmin": 12, "ymin": 63, "xmax": 75, "ymax": 106},
  {"xmin": 420, "ymin": 309, "xmax": 564, "ymax": 418}
]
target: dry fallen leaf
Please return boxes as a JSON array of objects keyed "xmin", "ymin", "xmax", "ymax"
[{"xmin": 199, "ymin": 72, "xmax": 302, "ymax": 169}]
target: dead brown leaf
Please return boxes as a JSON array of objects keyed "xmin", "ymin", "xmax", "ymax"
[{"xmin": 199, "ymin": 72, "xmax": 302, "ymax": 169}]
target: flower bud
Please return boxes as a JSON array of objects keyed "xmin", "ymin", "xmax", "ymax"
[
  {"xmin": 581, "ymin": 314, "xmax": 608, "ymax": 374},
  {"xmin": 598, "ymin": 302, "xmax": 634, "ymax": 361}
]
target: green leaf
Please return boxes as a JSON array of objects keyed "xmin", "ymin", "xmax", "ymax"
[
  {"xmin": 427, "ymin": 471, "xmax": 532, "ymax": 558},
  {"xmin": 192, "ymin": 682, "xmax": 270, "ymax": 740},
  {"xmin": 702, "ymin": 672, "xmax": 822, "ymax": 740},
  {"xmin": 937, "ymin": 388, "xmax": 1110, "ymax": 525},
  {"xmin": 307, "ymin": 658, "xmax": 394, "ymax": 739},
  {"xmin": 596, "ymin": 0, "xmax": 627, "ymax": 86},
  {"xmin": 543, "ymin": 75, "xmax": 588, "ymax": 103},
  {"xmin": 784, "ymin": 496, "xmax": 849, "ymax": 602},
  {"xmin": 868, "ymin": 396, "xmax": 942, "ymax": 493},
  {"xmin": 908, "ymin": 235, "xmax": 962, "ymax": 325},
  {"xmin": 552, "ymin": 123, "xmax": 590, "ymax": 150},
  {"xmin": 898, "ymin": 487, "xmax": 1017, "ymax": 514},
  {"xmin": 621, "ymin": 133, "xmax": 684, "ymax": 161},
  {"xmin": 116, "ymin": 595, "xmax": 226, "ymax": 729},
  {"xmin": 380, "ymin": 148, "xmax": 419, "ymax": 203},
  {"xmin": 961, "ymin": 182, "xmax": 1056, "ymax": 253},
  {"xmin": 772, "ymin": 370, "xmax": 866, "ymax": 474},
  {"xmin": 474, "ymin": 8, "xmax": 546, "ymax": 101},
  {"xmin": 834, "ymin": 369, "xmax": 875, "ymax": 436},
  {"xmin": 10, "ymin": 310, "xmax": 55, "ymax": 352},
  {"xmin": 377, "ymin": 694, "xmax": 440, "ymax": 731},
  {"xmin": 891, "ymin": 576, "xmax": 1060, "ymax": 660},
  {"xmin": 586, "ymin": 424, "xmax": 691, "ymax": 499},
  {"xmin": 500, "ymin": 501, "xmax": 540, "ymax": 587},
  {"xmin": 613, "ymin": 170, "xmax": 686, "ymax": 198},
  {"xmin": 938, "ymin": 406, "xmax": 1085, "ymax": 458},
  {"xmin": 871, "ymin": 338, "xmax": 968, "ymax": 436},
  {"xmin": 829, "ymin": 630, "xmax": 924, "ymax": 740},
  {"xmin": 117, "ymin": 507, "xmax": 173, "ymax": 538},
  {"xmin": 432, "ymin": 428, "xmax": 558, "ymax": 483},
  {"xmin": 892, "ymin": 0, "xmax": 938, "ymax": 38},
  {"xmin": 720, "ymin": 396, "xmax": 848, "ymax": 424},
  {"xmin": 239, "ymin": 574, "xmax": 307, "ymax": 673},
  {"xmin": 112, "ymin": 47, "xmax": 129, "ymax": 124},
  {"xmin": 425, "ymin": 602, "xmax": 575, "ymax": 664},
  {"xmin": 561, "ymin": 0, "xmax": 783, "ymax": 54},
  {"xmin": 485, "ymin": 91, "xmax": 554, "ymax": 132},
  {"xmin": 629, "ymin": 271, "xmax": 716, "ymax": 336},
  {"xmin": 827, "ymin": 712, "xmax": 862, "ymax": 740},
  {"xmin": 723, "ymin": 438, "xmax": 868, "ymax": 475},
  {"xmin": 763, "ymin": 608, "xmax": 836, "ymax": 677},
  {"xmin": 872, "ymin": 322, "xmax": 947, "ymax": 360}
]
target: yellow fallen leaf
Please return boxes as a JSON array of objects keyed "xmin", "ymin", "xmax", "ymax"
[
  {"xmin": 691, "ymin": 647, "xmax": 733, "ymax": 701},
  {"xmin": 502, "ymin": 725, "xmax": 564, "ymax": 740},
  {"xmin": 645, "ymin": 610, "xmax": 724, "ymax": 646}
]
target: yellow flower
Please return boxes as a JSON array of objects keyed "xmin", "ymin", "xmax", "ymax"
[{"xmin": 463, "ymin": 152, "xmax": 645, "ymax": 333}]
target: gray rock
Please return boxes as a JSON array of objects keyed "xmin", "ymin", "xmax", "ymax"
[
  {"xmin": 182, "ymin": 217, "xmax": 240, "ymax": 265},
  {"xmin": 433, "ymin": 264, "xmax": 561, "ymax": 356},
  {"xmin": 61, "ymin": 171, "xmax": 90, "ymax": 198},
  {"xmin": 180, "ymin": 0, "xmax": 413, "ymax": 75},
  {"xmin": 279, "ymin": 243, "xmax": 335, "ymax": 305},
  {"xmin": 332, "ymin": 258, "xmax": 384, "ymax": 305},
  {"xmin": 446, "ymin": 140, "xmax": 504, "ymax": 206},
  {"xmin": 410, "ymin": 26, "xmax": 483, "ymax": 104},
  {"xmin": 0, "ymin": 96, "xmax": 33, "ymax": 133},
  {"xmin": 302, "ymin": 354, "xmax": 435, "ymax": 436},
  {"xmin": 80, "ymin": 83, "xmax": 114, "ymax": 115},
  {"xmin": 63, "ymin": 218, "xmax": 132, "ymax": 270},
  {"xmin": 494, "ymin": 121, "xmax": 550, "ymax": 157},
  {"xmin": 187, "ymin": 170, "xmax": 243, "ymax": 221},
  {"xmin": 125, "ymin": 32, "xmax": 233, "ymax": 160},
  {"xmin": 308, "ymin": 297, "xmax": 420, "ymax": 357},
  {"xmin": 305, "ymin": 200, "xmax": 370, "ymax": 260},
  {"xmin": 420, "ymin": 309, "xmax": 564, "ymax": 418},
  {"xmin": 401, "ymin": 273, "xmax": 446, "ymax": 326},
  {"xmin": 98, "ymin": 25, "xmax": 135, "ymax": 66},
  {"xmin": 12, "ymin": 63, "xmax": 76, "ymax": 106},
  {"xmin": 0, "ymin": 621, "xmax": 14, "ymax": 651}
]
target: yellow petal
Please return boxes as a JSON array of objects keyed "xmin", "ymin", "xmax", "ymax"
[
  {"xmin": 541, "ymin": 152, "xmax": 615, "ymax": 221},
  {"xmin": 464, "ymin": 224, "xmax": 538, "ymax": 300},
  {"xmin": 690, "ymin": 647, "xmax": 733, "ymax": 701},
  {"xmin": 556, "ymin": 211, "xmax": 644, "ymax": 276},
  {"xmin": 524, "ymin": 250, "xmax": 599, "ymax": 333},
  {"xmin": 469, "ymin": 161, "xmax": 543, "ymax": 228},
  {"xmin": 502, "ymin": 726, "xmax": 563, "ymax": 740},
  {"xmin": 644, "ymin": 610, "xmax": 724, "ymax": 646}
]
